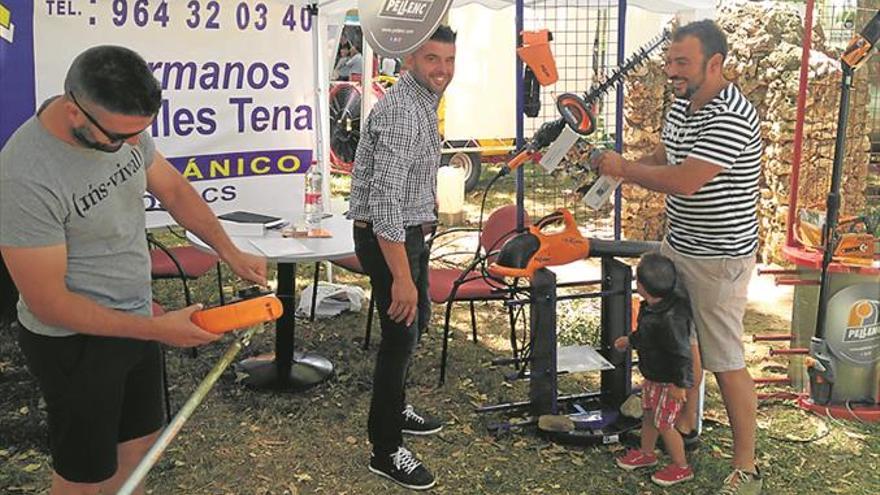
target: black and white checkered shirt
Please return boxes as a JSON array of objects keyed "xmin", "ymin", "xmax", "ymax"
[{"xmin": 347, "ymin": 72, "xmax": 441, "ymax": 243}]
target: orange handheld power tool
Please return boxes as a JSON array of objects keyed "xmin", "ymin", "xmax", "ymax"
[
  {"xmin": 489, "ymin": 209, "xmax": 661, "ymax": 279},
  {"xmin": 191, "ymin": 288, "xmax": 283, "ymax": 334},
  {"xmin": 489, "ymin": 209, "xmax": 589, "ymax": 279}
]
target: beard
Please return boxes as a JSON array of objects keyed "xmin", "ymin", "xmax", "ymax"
[
  {"xmin": 680, "ymin": 85, "xmax": 697, "ymax": 99},
  {"xmin": 671, "ymin": 78, "xmax": 699, "ymax": 99},
  {"xmin": 410, "ymin": 68, "xmax": 447, "ymax": 96},
  {"xmin": 72, "ymin": 127, "xmax": 124, "ymax": 153}
]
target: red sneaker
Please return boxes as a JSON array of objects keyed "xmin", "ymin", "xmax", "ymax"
[
  {"xmin": 651, "ymin": 463, "xmax": 694, "ymax": 486},
  {"xmin": 616, "ymin": 449, "xmax": 658, "ymax": 471}
]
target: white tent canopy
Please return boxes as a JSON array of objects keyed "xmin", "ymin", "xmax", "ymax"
[{"xmin": 317, "ymin": 0, "xmax": 716, "ymax": 16}]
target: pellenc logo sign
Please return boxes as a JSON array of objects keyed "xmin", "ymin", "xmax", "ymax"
[
  {"xmin": 827, "ymin": 284, "xmax": 880, "ymax": 367},
  {"xmin": 359, "ymin": 0, "xmax": 452, "ymax": 57},
  {"xmin": 378, "ymin": 0, "xmax": 434, "ymax": 22},
  {"xmin": 844, "ymin": 300, "xmax": 880, "ymax": 344}
]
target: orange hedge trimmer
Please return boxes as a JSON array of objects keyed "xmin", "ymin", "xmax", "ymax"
[{"xmin": 499, "ymin": 29, "xmax": 670, "ymax": 177}]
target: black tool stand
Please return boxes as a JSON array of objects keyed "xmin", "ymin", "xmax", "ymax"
[
  {"xmin": 480, "ymin": 254, "xmax": 649, "ymax": 445},
  {"xmin": 539, "ymin": 257, "xmax": 639, "ymax": 445}
]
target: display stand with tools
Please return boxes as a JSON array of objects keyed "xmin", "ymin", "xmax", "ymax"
[
  {"xmin": 476, "ymin": 208, "xmax": 658, "ymax": 444},
  {"xmin": 462, "ymin": 29, "xmax": 673, "ymax": 443},
  {"xmin": 763, "ymin": 9, "xmax": 880, "ymax": 422}
]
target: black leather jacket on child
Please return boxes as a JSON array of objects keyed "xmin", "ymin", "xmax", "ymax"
[{"xmin": 630, "ymin": 290, "xmax": 694, "ymax": 389}]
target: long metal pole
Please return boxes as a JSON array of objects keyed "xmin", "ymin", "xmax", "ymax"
[
  {"xmin": 310, "ymin": 4, "xmax": 330, "ymax": 211},
  {"xmin": 515, "ymin": 0, "xmax": 525, "ymax": 231},
  {"xmin": 613, "ymin": 0, "xmax": 627, "ymax": 240},
  {"xmin": 786, "ymin": 0, "xmax": 815, "ymax": 248},
  {"xmin": 814, "ymin": 65, "xmax": 854, "ymax": 341},
  {"xmin": 808, "ymin": 65, "xmax": 854, "ymax": 405},
  {"xmin": 118, "ymin": 327, "xmax": 262, "ymax": 495}
]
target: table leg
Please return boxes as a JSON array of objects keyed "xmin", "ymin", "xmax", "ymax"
[
  {"xmin": 237, "ymin": 262, "xmax": 334, "ymax": 391},
  {"xmin": 310, "ymin": 262, "xmax": 320, "ymax": 321},
  {"xmin": 275, "ymin": 262, "xmax": 297, "ymax": 382}
]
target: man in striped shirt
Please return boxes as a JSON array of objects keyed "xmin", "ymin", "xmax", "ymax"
[
  {"xmin": 596, "ymin": 20, "xmax": 763, "ymax": 495},
  {"xmin": 347, "ymin": 26, "xmax": 456, "ymax": 491}
]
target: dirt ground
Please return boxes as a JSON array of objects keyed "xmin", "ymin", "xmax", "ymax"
[{"xmin": 2, "ymin": 257, "xmax": 879, "ymax": 494}]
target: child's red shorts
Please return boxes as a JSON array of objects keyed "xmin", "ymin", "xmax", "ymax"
[{"xmin": 642, "ymin": 379, "xmax": 684, "ymax": 431}]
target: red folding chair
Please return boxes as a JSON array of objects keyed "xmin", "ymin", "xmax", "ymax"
[
  {"xmin": 428, "ymin": 205, "xmax": 529, "ymax": 385},
  {"xmin": 148, "ymin": 233, "xmax": 225, "ymax": 306}
]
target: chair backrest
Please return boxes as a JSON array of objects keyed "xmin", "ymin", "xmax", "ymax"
[{"xmin": 480, "ymin": 205, "xmax": 530, "ymax": 256}]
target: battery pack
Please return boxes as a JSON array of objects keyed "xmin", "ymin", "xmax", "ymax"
[{"xmin": 191, "ymin": 295, "xmax": 283, "ymax": 334}]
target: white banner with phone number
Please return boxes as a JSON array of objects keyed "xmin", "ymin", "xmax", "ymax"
[{"xmin": 1, "ymin": 0, "xmax": 318, "ymax": 227}]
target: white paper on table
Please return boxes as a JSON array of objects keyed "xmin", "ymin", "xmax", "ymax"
[{"xmin": 248, "ymin": 238, "xmax": 312, "ymax": 258}]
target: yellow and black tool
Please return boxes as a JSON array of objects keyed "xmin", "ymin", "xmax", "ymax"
[{"xmin": 796, "ymin": 208, "xmax": 876, "ymax": 267}]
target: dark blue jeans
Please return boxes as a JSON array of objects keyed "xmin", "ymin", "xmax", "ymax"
[{"xmin": 353, "ymin": 224, "xmax": 430, "ymax": 456}]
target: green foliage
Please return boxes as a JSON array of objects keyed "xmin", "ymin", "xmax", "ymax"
[
  {"xmin": 556, "ymin": 296, "xmax": 602, "ymax": 347},
  {"xmin": 863, "ymin": 204, "xmax": 880, "ymax": 237}
]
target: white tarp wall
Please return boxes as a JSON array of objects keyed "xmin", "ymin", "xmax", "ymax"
[
  {"xmin": 444, "ymin": 3, "xmax": 517, "ymax": 140},
  {"xmin": 627, "ymin": 1, "xmax": 715, "ymax": 48},
  {"xmin": 317, "ymin": 0, "xmax": 716, "ymax": 143}
]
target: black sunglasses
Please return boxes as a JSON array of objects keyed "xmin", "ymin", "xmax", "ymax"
[{"xmin": 68, "ymin": 91, "xmax": 152, "ymax": 142}]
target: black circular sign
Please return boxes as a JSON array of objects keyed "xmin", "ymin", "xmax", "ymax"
[{"xmin": 358, "ymin": 0, "xmax": 454, "ymax": 57}]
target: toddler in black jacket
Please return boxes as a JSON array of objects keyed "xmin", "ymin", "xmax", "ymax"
[{"xmin": 614, "ymin": 252, "xmax": 695, "ymax": 486}]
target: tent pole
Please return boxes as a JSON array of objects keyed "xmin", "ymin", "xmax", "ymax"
[
  {"xmin": 515, "ymin": 0, "xmax": 525, "ymax": 231},
  {"xmin": 613, "ymin": 0, "xmax": 627, "ymax": 240},
  {"xmin": 310, "ymin": 4, "xmax": 330, "ymax": 212}
]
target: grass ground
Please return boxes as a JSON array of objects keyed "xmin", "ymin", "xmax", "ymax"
[{"xmin": 1, "ymin": 165, "xmax": 878, "ymax": 494}]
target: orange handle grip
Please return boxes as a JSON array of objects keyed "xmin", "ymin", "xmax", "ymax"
[
  {"xmin": 535, "ymin": 208, "xmax": 578, "ymax": 231},
  {"xmin": 521, "ymin": 29, "xmax": 552, "ymax": 45},
  {"xmin": 191, "ymin": 295, "xmax": 283, "ymax": 334},
  {"xmin": 506, "ymin": 149, "xmax": 532, "ymax": 171},
  {"xmin": 488, "ymin": 261, "xmax": 535, "ymax": 279}
]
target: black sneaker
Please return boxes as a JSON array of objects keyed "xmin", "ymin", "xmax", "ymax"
[
  {"xmin": 369, "ymin": 446, "xmax": 436, "ymax": 491},
  {"xmin": 401, "ymin": 405, "xmax": 443, "ymax": 436}
]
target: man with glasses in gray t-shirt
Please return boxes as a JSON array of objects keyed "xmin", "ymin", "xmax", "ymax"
[{"xmin": 0, "ymin": 45, "xmax": 267, "ymax": 495}]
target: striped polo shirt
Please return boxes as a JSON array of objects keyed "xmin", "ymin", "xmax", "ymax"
[{"xmin": 661, "ymin": 83, "xmax": 762, "ymax": 258}]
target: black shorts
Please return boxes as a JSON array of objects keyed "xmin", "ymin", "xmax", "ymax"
[{"xmin": 17, "ymin": 325, "xmax": 165, "ymax": 483}]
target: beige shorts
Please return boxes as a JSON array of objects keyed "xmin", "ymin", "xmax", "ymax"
[{"xmin": 661, "ymin": 240, "xmax": 755, "ymax": 372}]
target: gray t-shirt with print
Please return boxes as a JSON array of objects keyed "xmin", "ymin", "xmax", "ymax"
[{"xmin": 0, "ymin": 114, "xmax": 156, "ymax": 337}]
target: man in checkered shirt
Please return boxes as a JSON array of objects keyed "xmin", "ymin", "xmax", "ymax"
[{"xmin": 347, "ymin": 25, "xmax": 456, "ymax": 491}]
